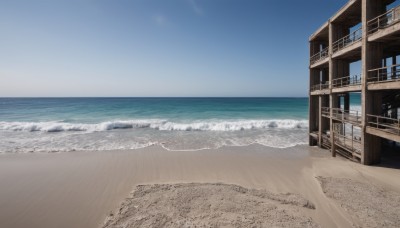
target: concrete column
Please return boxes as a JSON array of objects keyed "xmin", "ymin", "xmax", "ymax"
[
  {"xmin": 318, "ymin": 96, "xmax": 323, "ymax": 146},
  {"xmin": 361, "ymin": 0, "xmax": 383, "ymax": 165},
  {"xmin": 309, "ymin": 34, "xmax": 322, "ymax": 147},
  {"xmin": 365, "ymin": 91, "xmax": 382, "ymax": 163},
  {"xmin": 362, "ymin": 42, "xmax": 382, "ymax": 165},
  {"xmin": 329, "ymin": 20, "xmax": 335, "ymax": 156},
  {"xmin": 309, "ymin": 95, "xmax": 319, "ymax": 146},
  {"xmin": 361, "ymin": 0, "xmax": 369, "ymax": 164}
]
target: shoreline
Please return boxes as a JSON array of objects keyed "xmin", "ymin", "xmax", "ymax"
[
  {"xmin": 0, "ymin": 144, "xmax": 399, "ymax": 227},
  {"xmin": 0, "ymin": 141, "xmax": 310, "ymax": 154}
]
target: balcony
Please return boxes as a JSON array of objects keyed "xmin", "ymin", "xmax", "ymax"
[
  {"xmin": 367, "ymin": 115, "xmax": 400, "ymax": 142},
  {"xmin": 310, "ymin": 47, "xmax": 329, "ymax": 66},
  {"xmin": 332, "ymin": 108, "xmax": 362, "ymax": 126},
  {"xmin": 321, "ymin": 107, "xmax": 330, "ymax": 117},
  {"xmin": 310, "ymin": 82, "xmax": 330, "ymax": 95},
  {"xmin": 333, "ymin": 123, "xmax": 362, "ymax": 159},
  {"xmin": 332, "ymin": 74, "xmax": 362, "ymax": 92},
  {"xmin": 367, "ymin": 5, "xmax": 400, "ymax": 35},
  {"xmin": 332, "ymin": 28, "xmax": 362, "ymax": 54},
  {"xmin": 367, "ymin": 64, "xmax": 400, "ymax": 90}
]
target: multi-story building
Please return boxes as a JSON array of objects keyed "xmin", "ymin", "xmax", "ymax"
[{"xmin": 309, "ymin": 0, "xmax": 400, "ymax": 165}]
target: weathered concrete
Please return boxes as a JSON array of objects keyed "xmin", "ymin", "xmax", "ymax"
[
  {"xmin": 309, "ymin": 0, "xmax": 400, "ymax": 165},
  {"xmin": 368, "ymin": 81, "xmax": 400, "ymax": 90},
  {"xmin": 332, "ymin": 42, "xmax": 362, "ymax": 59},
  {"xmin": 366, "ymin": 127, "xmax": 400, "ymax": 143},
  {"xmin": 368, "ymin": 21, "xmax": 400, "ymax": 42},
  {"xmin": 310, "ymin": 58, "xmax": 329, "ymax": 69},
  {"xmin": 332, "ymin": 85, "xmax": 362, "ymax": 93}
]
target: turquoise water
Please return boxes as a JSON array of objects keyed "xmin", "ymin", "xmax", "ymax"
[
  {"xmin": 0, "ymin": 98, "xmax": 309, "ymax": 122},
  {"xmin": 0, "ymin": 97, "xmax": 358, "ymax": 153}
]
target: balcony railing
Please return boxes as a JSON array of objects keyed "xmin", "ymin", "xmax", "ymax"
[
  {"xmin": 331, "ymin": 107, "xmax": 362, "ymax": 125},
  {"xmin": 367, "ymin": 5, "xmax": 400, "ymax": 35},
  {"xmin": 310, "ymin": 82, "xmax": 329, "ymax": 92},
  {"xmin": 332, "ymin": 74, "xmax": 362, "ymax": 89},
  {"xmin": 368, "ymin": 64, "xmax": 400, "ymax": 83},
  {"xmin": 310, "ymin": 47, "xmax": 329, "ymax": 65},
  {"xmin": 367, "ymin": 114, "xmax": 400, "ymax": 136},
  {"xmin": 321, "ymin": 132, "xmax": 331, "ymax": 149},
  {"xmin": 333, "ymin": 124, "xmax": 362, "ymax": 154},
  {"xmin": 321, "ymin": 107, "xmax": 330, "ymax": 117},
  {"xmin": 332, "ymin": 28, "xmax": 362, "ymax": 53}
]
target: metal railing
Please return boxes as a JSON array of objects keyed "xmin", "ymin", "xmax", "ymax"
[
  {"xmin": 368, "ymin": 64, "xmax": 400, "ymax": 83},
  {"xmin": 331, "ymin": 107, "xmax": 362, "ymax": 125},
  {"xmin": 310, "ymin": 82, "xmax": 330, "ymax": 92},
  {"xmin": 321, "ymin": 107, "xmax": 330, "ymax": 117},
  {"xmin": 332, "ymin": 74, "xmax": 362, "ymax": 89},
  {"xmin": 310, "ymin": 47, "xmax": 329, "ymax": 65},
  {"xmin": 367, "ymin": 5, "xmax": 400, "ymax": 35},
  {"xmin": 332, "ymin": 28, "xmax": 362, "ymax": 53},
  {"xmin": 333, "ymin": 124, "xmax": 362, "ymax": 154},
  {"xmin": 367, "ymin": 114, "xmax": 400, "ymax": 136},
  {"xmin": 321, "ymin": 132, "xmax": 331, "ymax": 149}
]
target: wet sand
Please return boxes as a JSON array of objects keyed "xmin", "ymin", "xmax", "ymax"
[{"xmin": 0, "ymin": 144, "xmax": 399, "ymax": 228}]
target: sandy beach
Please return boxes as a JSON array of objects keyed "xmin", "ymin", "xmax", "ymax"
[
  {"xmin": 2, "ymin": 0, "xmax": 400, "ymax": 226},
  {"xmin": 0, "ymin": 144, "xmax": 399, "ymax": 228}
]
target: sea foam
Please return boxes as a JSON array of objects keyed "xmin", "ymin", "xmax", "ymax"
[{"xmin": 0, "ymin": 119, "xmax": 308, "ymax": 132}]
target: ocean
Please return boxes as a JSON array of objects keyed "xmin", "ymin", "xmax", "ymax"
[{"xmin": 0, "ymin": 97, "xmax": 360, "ymax": 153}]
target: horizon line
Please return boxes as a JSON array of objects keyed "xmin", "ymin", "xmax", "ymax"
[{"xmin": 0, "ymin": 96, "xmax": 309, "ymax": 99}]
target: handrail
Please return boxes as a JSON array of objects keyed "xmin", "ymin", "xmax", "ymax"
[
  {"xmin": 367, "ymin": 5, "xmax": 400, "ymax": 35},
  {"xmin": 368, "ymin": 63, "xmax": 400, "ymax": 71},
  {"xmin": 367, "ymin": 114, "xmax": 400, "ymax": 136},
  {"xmin": 321, "ymin": 131, "xmax": 331, "ymax": 148},
  {"xmin": 333, "ymin": 124, "xmax": 362, "ymax": 154},
  {"xmin": 321, "ymin": 107, "xmax": 330, "ymax": 116},
  {"xmin": 332, "ymin": 74, "xmax": 362, "ymax": 88},
  {"xmin": 310, "ymin": 82, "xmax": 329, "ymax": 92},
  {"xmin": 368, "ymin": 64, "xmax": 400, "ymax": 83},
  {"xmin": 332, "ymin": 28, "xmax": 362, "ymax": 53},
  {"xmin": 331, "ymin": 107, "xmax": 362, "ymax": 124},
  {"xmin": 310, "ymin": 47, "xmax": 329, "ymax": 65},
  {"xmin": 334, "ymin": 132, "xmax": 362, "ymax": 153}
]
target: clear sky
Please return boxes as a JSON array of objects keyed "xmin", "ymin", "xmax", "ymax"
[{"xmin": 0, "ymin": 0, "xmax": 350, "ymax": 97}]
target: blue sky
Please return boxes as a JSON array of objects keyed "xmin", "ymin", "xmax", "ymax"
[{"xmin": 0, "ymin": 0, "xmax": 349, "ymax": 97}]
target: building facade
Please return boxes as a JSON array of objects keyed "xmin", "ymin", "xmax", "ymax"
[{"xmin": 309, "ymin": 0, "xmax": 400, "ymax": 165}]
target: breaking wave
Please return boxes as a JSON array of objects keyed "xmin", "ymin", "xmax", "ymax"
[{"xmin": 0, "ymin": 119, "xmax": 308, "ymax": 133}]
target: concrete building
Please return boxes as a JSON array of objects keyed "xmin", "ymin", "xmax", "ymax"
[{"xmin": 309, "ymin": 0, "xmax": 400, "ymax": 165}]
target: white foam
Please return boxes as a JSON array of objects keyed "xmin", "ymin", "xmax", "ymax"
[
  {"xmin": 0, "ymin": 119, "xmax": 309, "ymax": 133},
  {"xmin": 0, "ymin": 119, "xmax": 310, "ymax": 153}
]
